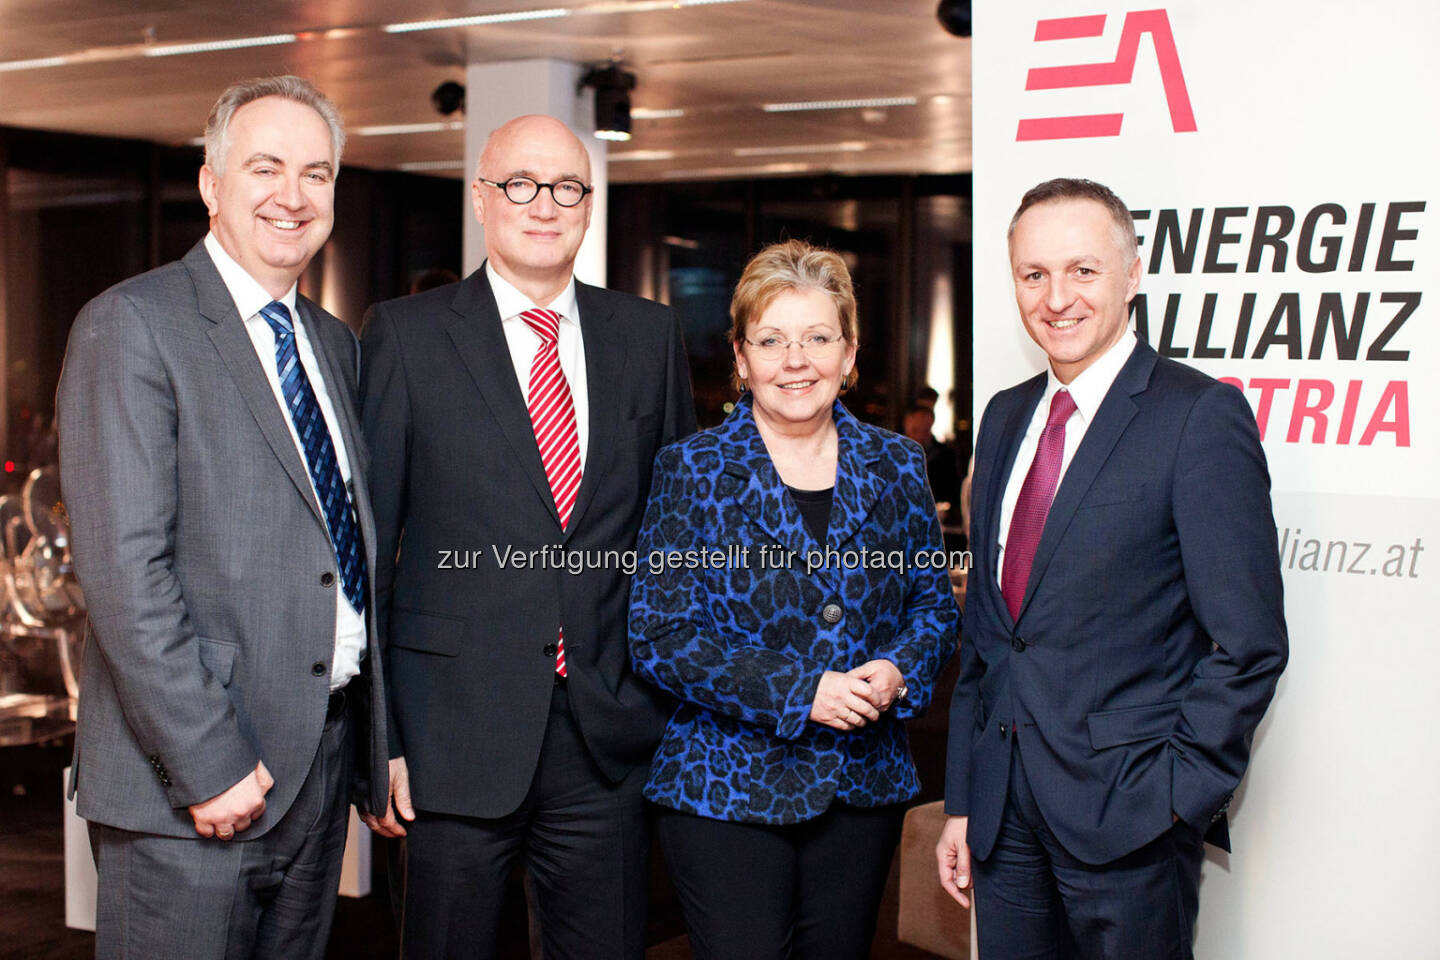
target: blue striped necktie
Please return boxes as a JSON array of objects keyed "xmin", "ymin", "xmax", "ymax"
[{"xmin": 259, "ymin": 300, "xmax": 367, "ymax": 614}]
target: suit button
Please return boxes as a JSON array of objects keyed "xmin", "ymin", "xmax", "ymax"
[
  {"xmin": 543, "ymin": 642, "xmax": 558, "ymax": 657},
  {"xmin": 1012, "ymin": 636, "xmax": 1027, "ymax": 652},
  {"xmin": 320, "ymin": 571, "xmax": 336, "ymax": 587},
  {"xmin": 821, "ymin": 603, "xmax": 843, "ymax": 624},
  {"xmin": 999, "ymin": 723, "xmax": 1008, "ymax": 738},
  {"xmin": 311, "ymin": 661, "xmax": 327, "ymax": 676}
]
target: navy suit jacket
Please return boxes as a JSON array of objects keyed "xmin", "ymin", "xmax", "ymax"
[
  {"xmin": 630, "ymin": 395, "xmax": 960, "ymax": 824},
  {"xmin": 945, "ymin": 340, "xmax": 1288, "ymax": 865}
]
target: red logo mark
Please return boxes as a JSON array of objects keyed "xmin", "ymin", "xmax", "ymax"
[{"xmin": 1017, "ymin": 9, "xmax": 1196, "ymax": 141}]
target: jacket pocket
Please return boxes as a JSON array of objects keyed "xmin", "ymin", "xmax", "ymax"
[
  {"xmin": 1086, "ymin": 700, "xmax": 1180, "ymax": 750},
  {"xmin": 1076, "ymin": 480, "xmax": 1149, "ymax": 510},
  {"xmin": 389, "ymin": 607, "xmax": 466, "ymax": 657},
  {"xmin": 197, "ymin": 636, "xmax": 238, "ymax": 687}
]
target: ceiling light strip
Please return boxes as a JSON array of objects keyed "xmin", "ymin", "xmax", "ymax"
[
  {"xmin": 733, "ymin": 141, "xmax": 867, "ymax": 157},
  {"xmin": 630, "ymin": 107, "xmax": 685, "ymax": 120},
  {"xmin": 609, "ymin": 149, "xmax": 677, "ymax": 162},
  {"xmin": 143, "ymin": 34, "xmax": 297, "ymax": 57},
  {"xmin": 761, "ymin": 96, "xmax": 918, "ymax": 113},
  {"xmin": 399, "ymin": 160, "xmax": 468, "ymax": 172},
  {"xmin": 0, "ymin": 55, "xmax": 71, "ymax": 72},
  {"xmin": 383, "ymin": 8, "xmax": 570, "ymax": 33},
  {"xmin": 357, "ymin": 121, "xmax": 464, "ymax": 136}
]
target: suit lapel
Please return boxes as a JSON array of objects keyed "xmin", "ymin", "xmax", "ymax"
[
  {"xmin": 563, "ymin": 281, "xmax": 624, "ymax": 538},
  {"xmin": 297, "ymin": 299, "xmax": 376, "ymax": 555},
  {"xmin": 188, "ymin": 243, "xmax": 325, "ymax": 528},
  {"xmin": 718, "ymin": 396, "xmax": 881, "ymax": 595},
  {"xmin": 718, "ymin": 396, "xmax": 813, "ymax": 570},
  {"xmin": 445, "ymin": 269, "xmax": 561, "ymax": 528},
  {"xmin": 827, "ymin": 404, "xmax": 885, "ymax": 555},
  {"xmin": 1015, "ymin": 343, "xmax": 1157, "ymax": 624},
  {"xmin": 985, "ymin": 374, "xmax": 1045, "ymax": 626}
]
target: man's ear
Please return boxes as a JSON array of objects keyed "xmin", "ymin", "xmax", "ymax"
[
  {"xmin": 198, "ymin": 165, "xmax": 220, "ymax": 217},
  {"xmin": 1125, "ymin": 254, "xmax": 1142, "ymax": 303},
  {"xmin": 471, "ymin": 179, "xmax": 487, "ymax": 227}
]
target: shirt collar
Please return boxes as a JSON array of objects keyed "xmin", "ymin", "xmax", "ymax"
[
  {"xmin": 203, "ymin": 232, "xmax": 298, "ymax": 322},
  {"xmin": 1043, "ymin": 329, "xmax": 1137, "ymax": 424},
  {"xmin": 486, "ymin": 261, "xmax": 578, "ymax": 327}
]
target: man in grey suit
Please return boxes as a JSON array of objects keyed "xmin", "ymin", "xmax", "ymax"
[{"xmin": 56, "ymin": 75, "xmax": 388, "ymax": 960}]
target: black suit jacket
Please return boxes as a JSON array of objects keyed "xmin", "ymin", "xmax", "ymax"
[
  {"xmin": 360, "ymin": 268, "xmax": 696, "ymax": 818},
  {"xmin": 945, "ymin": 341, "xmax": 1287, "ymax": 865}
]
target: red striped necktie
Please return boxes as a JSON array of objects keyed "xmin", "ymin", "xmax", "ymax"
[{"xmin": 519, "ymin": 307, "xmax": 580, "ymax": 676}]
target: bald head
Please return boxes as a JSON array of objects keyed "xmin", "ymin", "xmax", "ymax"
[
  {"xmin": 471, "ymin": 113, "xmax": 595, "ymax": 304},
  {"xmin": 478, "ymin": 114, "xmax": 591, "ymax": 184}
]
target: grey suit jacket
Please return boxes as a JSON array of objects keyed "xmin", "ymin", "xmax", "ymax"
[{"xmin": 57, "ymin": 240, "xmax": 389, "ymax": 839}]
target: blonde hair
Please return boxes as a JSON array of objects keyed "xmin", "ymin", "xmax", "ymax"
[{"xmin": 728, "ymin": 239, "xmax": 858, "ymax": 393}]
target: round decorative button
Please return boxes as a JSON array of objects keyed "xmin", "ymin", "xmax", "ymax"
[
  {"xmin": 311, "ymin": 661, "xmax": 327, "ymax": 676},
  {"xmin": 821, "ymin": 603, "xmax": 843, "ymax": 624},
  {"xmin": 543, "ymin": 642, "xmax": 558, "ymax": 657},
  {"xmin": 320, "ymin": 571, "xmax": 336, "ymax": 587}
]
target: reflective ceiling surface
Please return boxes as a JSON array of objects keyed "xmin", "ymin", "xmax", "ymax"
[{"xmin": 0, "ymin": 0, "xmax": 971, "ymax": 181}]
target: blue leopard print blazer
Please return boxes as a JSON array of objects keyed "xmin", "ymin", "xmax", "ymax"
[{"xmin": 629, "ymin": 394, "xmax": 961, "ymax": 824}]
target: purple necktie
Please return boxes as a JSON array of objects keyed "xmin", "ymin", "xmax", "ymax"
[{"xmin": 1001, "ymin": 390, "xmax": 1078, "ymax": 622}]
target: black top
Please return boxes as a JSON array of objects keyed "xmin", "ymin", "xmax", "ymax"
[{"xmin": 786, "ymin": 484, "xmax": 835, "ymax": 545}]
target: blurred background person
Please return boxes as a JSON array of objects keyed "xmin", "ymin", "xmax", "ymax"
[
  {"xmin": 629, "ymin": 240, "xmax": 960, "ymax": 960},
  {"xmin": 902, "ymin": 402, "xmax": 962, "ymax": 511}
]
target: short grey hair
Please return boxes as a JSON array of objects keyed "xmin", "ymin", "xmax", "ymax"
[
  {"xmin": 203, "ymin": 75, "xmax": 345, "ymax": 175},
  {"xmin": 1007, "ymin": 177, "xmax": 1137, "ymax": 259}
]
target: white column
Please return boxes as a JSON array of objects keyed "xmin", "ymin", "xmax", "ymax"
[{"xmin": 463, "ymin": 58, "xmax": 607, "ymax": 286}]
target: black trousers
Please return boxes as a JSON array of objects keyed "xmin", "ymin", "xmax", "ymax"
[
  {"xmin": 655, "ymin": 800, "xmax": 905, "ymax": 960},
  {"xmin": 90, "ymin": 697, "xmax": 354, "ymax": 960},
  {"xmin": 401, "ymin": 682, "xmax": 649, "ymax": 960},
  {"xmin": 972, "ymin": 734, "xmax": 1206, "ymax": 960}
]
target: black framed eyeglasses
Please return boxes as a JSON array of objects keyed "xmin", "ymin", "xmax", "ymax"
[{"xmin": 477, "ymin": 176, "xmax": 593, "ymax": 207}]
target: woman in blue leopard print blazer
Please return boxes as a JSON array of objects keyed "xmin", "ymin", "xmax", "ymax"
[{"xmin": 629, "ymin": 240, "xmax": 960, "ymax": 960}]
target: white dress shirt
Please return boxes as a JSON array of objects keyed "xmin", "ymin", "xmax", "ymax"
[
  {"xmin": 486, "ymin": 262, "xmax": 590, "ymax": 469},
  {"xmin": 203, "ymin": 233, "xmax": 365, "ymax": 689},
  {"xmin": 997, "ymin": 330, "xmax": 1138, "ymax": 595}
]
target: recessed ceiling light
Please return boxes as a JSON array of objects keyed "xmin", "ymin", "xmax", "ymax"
[
  {"xmin": 383, "ymin": 8, "xmax": 571, "ymax": 33},
  {"xmin": 761, "ymin": 96, "xmax": 918, "ymax": 113},
  {"xmin": 630, "ymin": 108, "xmax": 685, "ymax": 120},
  {"xmin": 143, "ymin": 34, "xmax": 296, "ymax": 57}
]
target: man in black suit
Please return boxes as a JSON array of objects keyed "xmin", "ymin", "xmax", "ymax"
[
  {"xmin": 359, "ymin": 114, "xmax": 696, "ymax": 959},
  {"xmin": 935, "ymin": 179, "xmax": 1287, "ymax": 958}
]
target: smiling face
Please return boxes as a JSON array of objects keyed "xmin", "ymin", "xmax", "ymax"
[
  {"xmin": 1009, "ymin": 197, "xmax": 1141, "ymax": 383},
  {"xmin": 734, "ymin": 287, "xmax": 857, "ymax": 435},
  {"xmin": 198, "ymin": 96, "xmax": 336, "ymax": 299},
  {"xmin": 471, "ymin": 115, "xmax": 593, "ymax": 299}
]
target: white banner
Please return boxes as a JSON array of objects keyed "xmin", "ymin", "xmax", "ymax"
[{"xmin": 971, "ymin": 2, "xmax": 1438, "ymax": 955}]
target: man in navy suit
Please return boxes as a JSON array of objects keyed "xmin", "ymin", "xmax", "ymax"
[{"xmin": 935, "ymin": 178, "xmax": 1288, "ymax": 958}]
